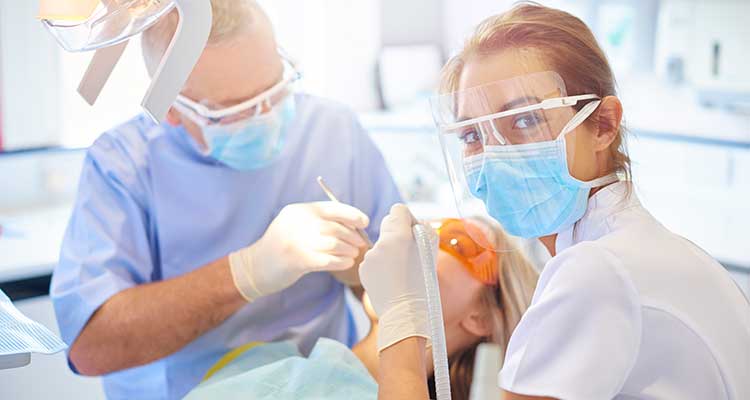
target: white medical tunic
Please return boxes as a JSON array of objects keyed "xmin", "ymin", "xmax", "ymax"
[
  {"xmin": 50, "ymin": 93, "xmax": 402, "ymax": 399},
  {"xmin": 499, "ymin": 182, "xmax": 750, "ymax": 400}
]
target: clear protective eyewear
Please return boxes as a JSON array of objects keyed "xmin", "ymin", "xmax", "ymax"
[
  {"xmin": 173, "ymin": 51, "xmax": 302, "ymax": 126},
  {"xmin": 430, "ymin": 71, "xmax": 601, "ymax": 251},
  {"xmin": 432, "ymin": 218, "xmax": 499, "ymax": 286}
]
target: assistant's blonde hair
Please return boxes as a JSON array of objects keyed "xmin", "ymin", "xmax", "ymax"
[{"xmin": 141, "ymin": 0, "xmax": 264, "ymax": 75}]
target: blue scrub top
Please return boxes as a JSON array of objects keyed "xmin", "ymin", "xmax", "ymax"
[{"xmin": 50, "ymin": 93, "xmax": 402, "ymax": 400}]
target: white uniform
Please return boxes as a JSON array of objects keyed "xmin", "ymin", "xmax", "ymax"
[{"xmin": 499, "ymin": 182, "xmax": 750, "ymax": 400}]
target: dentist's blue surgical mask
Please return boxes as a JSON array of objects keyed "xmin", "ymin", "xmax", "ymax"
[
  {"xmin": 172, "ymin": 49, "xmax": 302, "ymax": 170},
  {"xmin": 201, "ymin": 96, "xmax": 296, "ymax": 170}
]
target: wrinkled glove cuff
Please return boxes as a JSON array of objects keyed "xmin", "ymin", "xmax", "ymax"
[
  {"xmin": 376, "ymin": 300, "xmax": 431, "ymax": 353},
  {"xmin": 228, "ymin": 248, "xmax": 264, "ymax": 302}
]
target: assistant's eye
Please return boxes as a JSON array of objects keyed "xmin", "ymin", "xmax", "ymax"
[
  {"xmin": 459, "ymin": 127, "xmax": 484, "ymax": 156},
  {"xmin": 512, "ymin": 112, "xmax": 544, "ymax": 129},
  {"xmin": 460, "ymin": 129, "xmax": 481, "ymax": 144}
]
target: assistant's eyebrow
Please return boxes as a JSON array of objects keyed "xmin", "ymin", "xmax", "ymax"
[
  {"xmin": 455, "ymin": 95, "xmax": 543, "ymax": 122},
  {"xmin": 499, "ymin": 96, "xmax": 542, "ymax": 112}
]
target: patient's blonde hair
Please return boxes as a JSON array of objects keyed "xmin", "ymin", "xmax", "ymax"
[
  {"xmin": 141, "ymin": 0, "xmax": 265, "ymax": 75},
  {"xmin": 444, "ymin": 218, "xmax": 539, "ymax": 400}
]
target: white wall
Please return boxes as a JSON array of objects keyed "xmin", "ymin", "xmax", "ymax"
[
  {"xmin": 381, "ymin": 0, "xmax": 443, "ymax": 46},
  {"xmin": 0, "ymin": 0, "xmax": 60, "ymax": 150},
  {"xmin": 260, "ymin": 0, "xmax": 382, "ymax": 111}
]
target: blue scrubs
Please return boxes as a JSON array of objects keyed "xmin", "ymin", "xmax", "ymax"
[{"xmin": 50, "ymin": 94, "xmax": 402, "ymax": 399}]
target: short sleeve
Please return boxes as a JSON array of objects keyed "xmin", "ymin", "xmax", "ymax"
[
  {"xmin": 499, "ymin": 242, "xmax": 642, "ymax": 400},
  {"xmin": 50, "ymin": 134, "xmax": 154, "ymax": 349},
  {"xmin": 349, "ymin": 118, "xmax": 402, "ymax": 242}
]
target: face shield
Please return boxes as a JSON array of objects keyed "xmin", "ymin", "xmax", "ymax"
[
  {"xmin": 431, "ymin": 71, "xmax": 613, "ymax": 248},
  {"xmin": 38, "ymin": 0, "xmax": 213, "ymax": 123}
]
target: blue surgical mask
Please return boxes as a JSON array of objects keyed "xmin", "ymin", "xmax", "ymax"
[
  {"xmin": 464, "ymin": 101, "xmax": 618, "ymax": 238},
  {"xmin": 201, "ymin": 96, "xmax": 296, "ymax": 170}
]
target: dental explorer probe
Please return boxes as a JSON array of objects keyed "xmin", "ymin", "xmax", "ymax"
[{"xmin": 316, "ymin": 176, "xmax": 372, "ymax": 248}]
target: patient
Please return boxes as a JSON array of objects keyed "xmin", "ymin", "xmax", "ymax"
[{"xmin": 186, "ymin": 218, "xmax": 539, "ymax": 400}]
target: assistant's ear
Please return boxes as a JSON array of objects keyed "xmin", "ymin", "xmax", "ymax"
[
  {"xmin": 460, "ymin": 308, "xmax": 494, "ymax": 339},
  {"xmin": 592, "ymin": 95, "xmax": 623, "ymax": 151},
  {"xmin": 165, "ymin": 107, "xmax": 182, "ymax": 127}
]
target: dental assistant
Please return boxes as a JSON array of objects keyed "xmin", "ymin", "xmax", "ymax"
[
  {"xmin": 50, "ymin": 1, "xmax": 401, "ymax": 399},
  {"xmin": 360, "ymin": 4, "xmax": 750, "ymax": 400}
]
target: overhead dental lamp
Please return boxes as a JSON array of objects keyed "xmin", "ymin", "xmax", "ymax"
[{"xmin": 38, "ymin": 0, "xmax": 213, "ymax": 123}]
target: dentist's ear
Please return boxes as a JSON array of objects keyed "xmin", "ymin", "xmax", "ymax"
[
  {"xmin": 165, "ymin": 107, "xmax": 182, "ymax": 127},
  {"xmin": 592, "ymin": 95, "xmax": 623, "ymax": 151}
]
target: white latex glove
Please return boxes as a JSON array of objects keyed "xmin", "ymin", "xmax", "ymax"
[
  {"xmin": 229, "ymin": 201, "xmax": 369, "ymax": 302},
  {"xmin": 359, "ymin": 203, "xmax": 432, "ymax": 353}
]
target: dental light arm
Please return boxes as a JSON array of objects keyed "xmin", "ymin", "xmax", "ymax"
[
  {"xmin": 42, "ymin": 0, "xmax": 213, "ymax": 124},
  {"xmin": 140, "ymin": 0, "xmax": 211, "ymax": 123},
  {"xmin": 78, "ymin": 41, "xmax": 128, "ymax": 106}
]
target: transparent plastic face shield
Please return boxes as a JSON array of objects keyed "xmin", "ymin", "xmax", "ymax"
[
  {"xmin": 173, "ymin": 52, "xmax": 301, "ymax": 127},
  {"xmin": 40, "ymin": 0, "xmax": 176, "ymax": 52},
  {"xmin": 39, "ymin": 0, "xmax": 212, "ymax": 123},
  {"xmin": 430, "ymin": 71, "xmax": 600, "ymax": 250}
]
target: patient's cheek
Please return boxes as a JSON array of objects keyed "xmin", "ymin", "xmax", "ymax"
[{"xmin": 437, "ymin": 252, "xmax": 482, "ymax": 324}]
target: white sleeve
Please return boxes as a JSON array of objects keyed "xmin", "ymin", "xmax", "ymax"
[{"xmin": 499, "ymin": 242, "xmax": 642, "ymax": 400}]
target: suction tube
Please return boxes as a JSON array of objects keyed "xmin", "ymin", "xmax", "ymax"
[{"xmin": 412, "ymin": 223, "xmax": 452, "ymax": 400}]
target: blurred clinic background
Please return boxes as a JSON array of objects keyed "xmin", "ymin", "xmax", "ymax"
[{"xmin": 1, "ymin": 0, "xmax": 749, "ymax": 398}]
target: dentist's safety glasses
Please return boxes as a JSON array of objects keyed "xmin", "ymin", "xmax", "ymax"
[
  {"xmin": 433, "ymin": 218, "xmax": 499, "ymax": 286},
  {"xmin": 172, "ymin": 52, "xmax": 301, "ymax": 126},
  {"xmin": 430, "ymin": 71, "xmax": 603, "ymax": 248},
  {"xmin": 40, "ymin": 0, "xmax": 176, "ymax": 52}
]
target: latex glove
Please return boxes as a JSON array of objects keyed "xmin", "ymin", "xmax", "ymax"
[
  {"xmin": 229, "ymin": 202, "xmax": 369, "ymax": 302},
  {"xmin": 359, "ymin": 204, "xmax": 433, "ymax": 353}
]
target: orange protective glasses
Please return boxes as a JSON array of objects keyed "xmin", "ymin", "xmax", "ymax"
[{"xmin": 434, "ymin": 218, "xmax": 499, "ymax": 286}]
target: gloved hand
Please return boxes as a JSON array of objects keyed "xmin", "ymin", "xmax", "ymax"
[
  {"xmin": 229, "ymin": 202, "xmax": 369, "ymax": 302},
  {"xmin": 359, "ymin": 204, "xmax": 433, "ymax": 353}
]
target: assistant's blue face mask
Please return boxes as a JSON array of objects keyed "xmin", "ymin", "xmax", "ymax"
[
  {"xmin": 464, "ymin": 101, "xmax": 618, "ymax": 238},
  {"xmin": 201, "ymin": 96, "xmax": 296, "ymax": 171}
]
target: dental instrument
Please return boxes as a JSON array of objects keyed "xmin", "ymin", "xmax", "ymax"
[{"xmin": 316, "ymin": 176, "xmax": 372, "ymax": 248}]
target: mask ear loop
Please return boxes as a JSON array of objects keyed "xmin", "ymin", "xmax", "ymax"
[
  {"xmin": 558, "ymin": 100, "xmax": 601, "ymax": 139},
  {"xmin": 558, "ymin": 100, "xmax": 619, "ymax": 188}
]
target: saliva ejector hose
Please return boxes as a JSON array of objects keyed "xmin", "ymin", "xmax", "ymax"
[
  {"xmin": 412, "ymin": 223, "xmax": 452, "ymax": 400},
  {"xmin": 316, "ymin": 175, "xmax": 452, "ymax": 399}
]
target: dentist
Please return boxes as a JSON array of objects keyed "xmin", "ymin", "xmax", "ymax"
[{"xmin": 51, "ymin": 1, "xmax": 401, "ymax": 399}]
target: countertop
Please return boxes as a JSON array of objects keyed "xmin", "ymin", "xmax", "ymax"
[{"xmin": 0, "ymin": 205, "xmax": 71, "ymax": 283}]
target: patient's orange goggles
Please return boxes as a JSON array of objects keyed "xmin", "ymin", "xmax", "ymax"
[{"xmin": 433, "ymin": 218, "xmax": 499, "ymax": 286}]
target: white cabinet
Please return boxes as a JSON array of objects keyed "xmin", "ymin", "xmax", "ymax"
[{"xmin": 629, "ymin": 135, "xmax": 750, "ymax": 270}]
